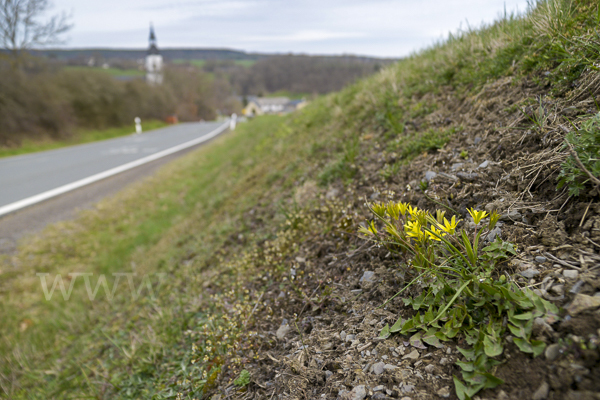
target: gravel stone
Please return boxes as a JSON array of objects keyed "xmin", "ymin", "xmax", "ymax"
[
  {"xmin": 384, "ymin": 364, "xmax": 397, "ymax": 371},
  {"xmin": 402, "ymin": 385, "xmax": 415, "ymax": 393},
  {"xmin": 535, "ymin": 256, "xmax": 547, "ymax": 263},
  {"xmin": 532, "ymin": 381, "xmax": 549, "ymax": 400},
  {"xmin": 456, "ymin": 172, "xmax": 479, "ymax": 182},
  {"xmin": 425, "ymin": 171, "xmax": 437, "ymax": 182},
  {"xmin": 520, "ymin": 268, "xmax": 540, "ymax": 279},
  {"xmin": 563, "ymin": 270, "xmax": 579, "ymax": 279},
  {"xmin": 276, "ymin": 323, "xmax": 290, "ymax": 340},
  {"xmin": 424, "ymin": 364, "xmax": 435, "ymax": 373},
  {"xmin": 545, "ymin": 343, "xmax": 561, "ymax": 361},
  {"xmin": 437, "ymin": 386, "xmax": 451, "ymax": 398},
  {"xmin": 478, "ymin": 160, "xmax": 489, "ymax": 169},
  {"xmin": 360, "ymin": 271, "xmax": 375, "ymax": 283},
  {"xmin": 349, "ymin": 385, "xmax": 367, "ymax": 400},
  {"xmin": 566, "ymin": 294, "xmax": 600, "ymax": 315},
  {"xmin": 402, "ymin": 350, "xmax": 420, "ymax": 360},
  {"xmin": 371, "ymin": 393, "xmax": 387, "ymax": 400},
  {"xmin": 501, "ymin": 210, "xmax": 522, "ymax": 220},
  {"xmin": 550, "ymin": 284, "xmax": 564, "ymax": 295},
  {"xmin": 486, "ymin": 227, "xmax": 502, "ymax": 242},
  {"xmin": 372, "ymin": 361, "xmax": 385, "ymax": 375},
  {"xmin": 340, "ymin": 331, "xmax": 347, "ymax": 341},
  {"xmin": 373, "ymin": 385, "xmax": 385, "ymax": 392}
]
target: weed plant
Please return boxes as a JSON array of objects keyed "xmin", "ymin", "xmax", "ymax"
[
  {"xmin": 558, "ymin": 112, "xmax": 600, "ymax": 196},
  {"xmin": 360, "ymin": 202, "xmax": 558, "ymax": 400}
]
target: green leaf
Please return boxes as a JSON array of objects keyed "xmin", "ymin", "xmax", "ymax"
[
  {"xmin": 479, "ymin": 372, "xmax": 504, "ymax": 389},
  {"xmin": 473, "ymin": 297, "xmax": 486, "ymax": 307},
  {"xmin": 423, "ymin": 328, "xmax": 444, "ymax": 348},
  {"xmin": 512, "ymin": 312, "xmax": 533, "ymax": 320},
  {"xmin": 430, "ymin": 280, "xmax": 471, "ymax": 325},
  {"xmin": 513, "ymin": 338, "xmax": 533, "ymax": 353},
  {"xmin": 461, "ymin": 230, "xmax": 476, "ymax": 266},
  {"xmin": 423, "ymin": 306, "xmax": 434, "ymax": 324},
  {"xmin": 234, "ymin": 369, "xmax": 251, "ymax": 387},
  {"xmin": 390, "ymin": 317, "xmax": 404, "ymax": 333},
  {"xmin": 401, "ymin": 317, "xmax": 416, "ymax": 334},
  {"xmin": 483, "ymin": 334, "xmax": 503, "ymax": 358},
  {"xmin": 456, "ymin": 360, "xmax": 475, "ymax": 372},
  {"xmin": 453, "ymin": 376, "xmax": 472, "ymax": 400},
  {"xmin": 457, "ymin": 346, "xmax": 476, "ymax": 360},
  {"xmin": 379, "ymin": 324, "xmax": 390, "ymax": 339},
  {"xmin": 409, "ymin": 331, "xmax": 425, "ymax": 348},
  {"xmin": 530, "ymin": 340, "xmax": 546, "ymax": 357}
]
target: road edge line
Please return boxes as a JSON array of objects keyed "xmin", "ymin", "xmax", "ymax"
[{"xmin": 0, "ymin": 120, "xmax": 230, "ymax": 218}]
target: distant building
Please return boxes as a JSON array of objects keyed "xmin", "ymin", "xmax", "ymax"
[
  {"xmin": 145, "ymin": 24, "xmax": 163, "ymax": 85},
  {"xmin": 243, "ymin": 97, "xmax": 308, "ymax": 116}
]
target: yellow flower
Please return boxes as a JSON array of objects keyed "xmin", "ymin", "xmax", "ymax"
[
  {"xmin": 397, "ymin": 202, "xmax": 409, "ymax": 216},
  {"xmin": 468, "ymin": 208, "xmax": 488, "ymax": 225},
  {"xmin": 405, "ymin": 220, "xmax": 423, "ymax": 240},
  {"xmin": 426, "ymin": 225, "xmax": 445, "ymax": 241},
  {"xmin": 385, "ymin": 223, "xmax": 402, "ymax": 239},
  {"xmin": 371, "ymin": 203, "xmax": 386, "ymax": 218},
  {"xmin": 441, "ymin": 216, "xmax": 459, "ymax": 234},
  {"xmin": 408, "ymin": 205, "xmax": 420, "ymax": 218},
  {"xmin": 436, "ymin": 209, "xmax": 446, "ymax": 224},
  {"xmin": 386, "ymin": 201, "xmax": 400, "ymax": 220},
  {"xmin": 359, "ymin": 220, "xmax": 378, "ymax": 236},
  {"xmin": 489, "ymin": 210, "xmax": 500, "ymax": 230}
]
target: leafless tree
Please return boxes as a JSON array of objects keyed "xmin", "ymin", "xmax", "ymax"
[{"xmin": 0, "ymin": 0, "xmax": 71, "ymax": 58}]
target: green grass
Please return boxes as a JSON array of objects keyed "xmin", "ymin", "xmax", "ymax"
[
  {"xmin": 63, "ymin": 66, "xmax": 146, "ymax": 77},
  {"xmin": 0, "ymin": 110, "xmax": 338, "ymax": 398},
  {"xmin": 0, "ymin": 120, "xmax": 169, "ymax": 158},
  {"xmin": 171, "ymin": 59, "xmax": 256, "ymax": 68},
  {"xmin": 264, "ymin": 90, "xmax": 310, "ymax": 100}
]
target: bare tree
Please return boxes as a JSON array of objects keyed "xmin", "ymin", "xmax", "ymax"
[{"xmin": 0, "ymin": 0, "xmax": 71, "ymax": 58}]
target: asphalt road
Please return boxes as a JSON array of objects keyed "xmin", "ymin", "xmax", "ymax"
[
  {"xmin": 0, "ymin": 120, "xmax": 228, "ymax": 213},
  {"xmin": 0, "ymin": 120, "xmax": 229, "ymax": 252}
]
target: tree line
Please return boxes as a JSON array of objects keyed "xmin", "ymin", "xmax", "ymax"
[
  {"xmin": 196, "ymin": 55, "xmax": 390, "ymax": 96},
  {"xmin": 0, "ymin": 60, "xmax": 239, "ymax": 146}
]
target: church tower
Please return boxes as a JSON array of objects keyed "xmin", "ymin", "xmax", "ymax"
[{"xmin": 145, "ymin": 24, "xmax": 163, "ymax": 85}]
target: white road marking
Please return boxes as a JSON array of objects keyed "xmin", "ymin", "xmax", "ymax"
[{"xmin": 0, "ymin": 121, "xmax": 229, "ymax": 217}]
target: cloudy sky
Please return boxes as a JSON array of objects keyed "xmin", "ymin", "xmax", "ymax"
[{"xmin": 51, "ymin": 0, "xmax": 530, "ymax": 58}]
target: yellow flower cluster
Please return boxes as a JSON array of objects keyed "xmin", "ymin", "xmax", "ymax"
[{"xmin": 360, "ymin": 201, "xmax": 461, "ymax": 244}]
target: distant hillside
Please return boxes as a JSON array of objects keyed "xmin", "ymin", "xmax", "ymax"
[
  {"xmin": 29, "ymin": 48, "xmax": 265, "ymax": 62},
  {"xmin": 28, "ymin": 48, "xmax": 396, "ymax": 64}
]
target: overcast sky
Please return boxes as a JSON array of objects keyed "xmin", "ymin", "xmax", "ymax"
[{"xmin": 51, "ymin": 0, "xmax": 530, "ymax": 58}]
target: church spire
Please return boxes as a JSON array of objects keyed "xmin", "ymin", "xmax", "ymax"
[
  {"xmin": 145, "ymin": 23, "xmax": 164, "ymax": 85},
  {"xmin": 147, "ymin": 23, "xmax": 159, "ymax": 55},
  {"xmin": 149, "ymin": 23, "xmax": 156, "ymax": 44}
]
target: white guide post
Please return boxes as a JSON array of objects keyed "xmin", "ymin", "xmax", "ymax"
[{"xmin": 134, "ymin": 117, "xmax": 142, "ymax": 134}]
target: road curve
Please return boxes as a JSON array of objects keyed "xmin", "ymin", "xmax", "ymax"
[{"xmin": 0, "ymin": 120, "xmax": 229, "ymax": 217}]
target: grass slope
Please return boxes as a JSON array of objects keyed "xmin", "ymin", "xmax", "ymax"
[{"xmin": 1, "ymin": 0, "xmax": 600, "ymax": 399}]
